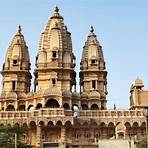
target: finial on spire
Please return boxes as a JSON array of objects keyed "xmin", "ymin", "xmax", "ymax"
[
  {"xmin": 114, "ymin": 104, "xmax": 116, "ymax": 110},
  {"xmin": 54, "ymin": 5, "xmax": 59, "ymax": 13},
  {"xmin": 90, "ymin": 25, "xmax": 94, "ymax": 33},
  {"xmin": 16, "ymin": 25, "xmax": 22, "ymax": 34}
]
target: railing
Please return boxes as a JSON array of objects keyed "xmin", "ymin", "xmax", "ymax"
[
  {"xmin": 0, "ymin": 109, "xmax": 144, "ymax": 120},
  {"xmin": 78, "ymin": 110, "xmax": 144, "ymax": 118}
]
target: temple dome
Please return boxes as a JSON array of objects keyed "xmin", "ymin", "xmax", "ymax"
[
  {"xmin": 134, "ymin": 78, "xmax": 144, "ymax": 86},
  {"xmin": 62, "ymin": 90, "xmax": 72, "ymax": 98},
  {"xmin": 81, "ymin": 92, "xmax": 88, "ymax": 99},
  {"xmin": 72, "ymin": 91, "xmax": 80, "ymax": 99},
  {"xmin": 88, "ymin": 90, "xmax": 100, "ymax": 99},
  {"xmin": 44, "ymin": 86, "xmax": 62, "ymax": 96},
  {"xmin": 27, "ymin": 92, "xmax": 34, "ymax": 98},
  {"xmin": 6, "ymin": 92, "xmax": 17, "ymax": 98},
  {"xmin": 17, "ymin": 92, "xmax": 26, "ymax": 99}
]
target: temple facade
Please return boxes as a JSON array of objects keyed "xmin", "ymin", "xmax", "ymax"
[{"xmin": 0, "ymin": 6, "xmax": 147, "ymax": 148}]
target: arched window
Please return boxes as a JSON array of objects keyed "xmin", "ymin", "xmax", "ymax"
[
  {"xmin": 6, "ymin": 105, "xmax": 15, "ymax": 111},
  {"xmin": 36, "ymin": 103, "xmax": 42, "ymax": 110},
  {"xmin": 91, "ymin": 104, "xmax": 99, "ymax": 110},
  {"xmin": 63, "ymin": 103, "xmax": 70, "ymax": 110},
  {"xmin": 45, "ymin": 99, "xmax": 59, "ymax": 108}
]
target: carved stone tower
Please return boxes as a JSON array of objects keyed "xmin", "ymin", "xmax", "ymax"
[
  {"xmin": 80, "ymin": 26, "xmax": 107, "ymax": 110},
  {"xmin": 34, "ymin": 6, "xmax": 76, "ymax": 94},
  {"xmin": 1, "ymin": 26, "xmax": 31, "ymax": 96}
]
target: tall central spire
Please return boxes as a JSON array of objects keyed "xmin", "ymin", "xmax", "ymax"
[{"xmin": 34, "ymin": 6, "xmax": 76, "ymax": 94}]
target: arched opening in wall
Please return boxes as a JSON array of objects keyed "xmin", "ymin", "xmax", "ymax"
[
  {"xmin": 63, "ymin": 103, "xmax": 70, "ymax": 110},
  {"xmin": 132, "ymin": 122, "xmax": 139, "ymax": 136},
  {"xmin": 91, "ymin": 104, "xmax": 99, "ymax": 110},
  {"xmin": 125, "ymin": 122, "xmax": 131, "ymax": 137},
  {"xmin": 108, "ymin": 122, "xmax": 115, "ymax": 138},
  {"xmin": 56, "ymin": 120, "xmax": 62, "ymax": 127},
  {"xmin": 18, "ymin": 105, "xmax": 25, "ymax": 111},
  {"xmin": 6, "ymin": 105, "xmax": 15, "ymax": 111},
  {"xmin": 100, "ymin": 122, "xmax": 106, "ymax": 128},
  {"xmin": 28, "ymin": 105, "xmax": 34, "ymax": 111},
  {"xmin": 100, "ymin": 122, "xmax": 106, "ymax": 139},
  {"xmin": 141, "ymin": 122, "xmax": 146, "ymax": 136},
  {"xmin": 29, "ymin": 121, "xmax": 36, "ymax": 128},
  {"xmin": 36, "ymin": 103, "xmax": 42, "ymax": 110},
  {"xmin": 81, "ymin": 104, "xmax": 88, "ymax": 110},
  {"xmin": 39, "ymin": 121, "xmax": 45, "ymax": 127},
  {"xmin": 47, "ymin": 121, "xmax": 54, "ymax": 127},
  {"xmin": 45, "ymin": 99, "xmax": 59, "ymax": 108},
  {"xmin": 64, "ymin": 121, "xmax": 72, "ymax": 127}
]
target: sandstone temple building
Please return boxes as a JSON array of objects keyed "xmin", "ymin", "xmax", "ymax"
[{"xmin": 0, "ymin": 6, "xmax": 148, "ymax": 148}]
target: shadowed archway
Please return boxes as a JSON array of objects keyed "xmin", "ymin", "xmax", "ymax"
[
  {"xmin": 6, "ymin": 105, "xmax": 15, "ymax": 111},
  {"xmin": 45, "ymin": 99, "xmax": 60, "ymax": 108}
]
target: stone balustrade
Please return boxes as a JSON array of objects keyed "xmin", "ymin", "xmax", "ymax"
[
  {"xmin": 0, "ymin": 109, "xmax": 144, "ymax": 120},
  {"xmin": 78, "ymin": 110, "xmax": 145, "ymax": 118}
]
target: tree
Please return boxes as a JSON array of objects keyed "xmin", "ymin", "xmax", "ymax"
[
  {"xmin": 137, "ymin": 136, "xmax": 147, "ymax": 148},
  {"xmin": 0, "ymin": 124, "xmax": 29, "ymax": 148}
]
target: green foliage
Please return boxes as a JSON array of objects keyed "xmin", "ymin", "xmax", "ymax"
[
  {"xmin": 0, "ymin": 124, "xmax": 29, "ymax": 148},
  {"xmin": 137, "ymin": 136, "xmax": 147, "ymax": 148}
]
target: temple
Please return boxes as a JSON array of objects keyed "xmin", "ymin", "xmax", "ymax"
[{"xmin": 0, "ymin": 6, "xmax": 148, "ymax": 148}]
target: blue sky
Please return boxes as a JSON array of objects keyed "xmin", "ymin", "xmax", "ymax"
[{"xmin": 0, "ymin": 0, "xmax": 148, "ymax": 109}]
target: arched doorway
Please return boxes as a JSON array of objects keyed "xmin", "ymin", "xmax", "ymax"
[
  {"xmin": 91, "ymin": 104, "xmax": 99, "ymax": 110},
  {"xmin": 63, "ymin": 103, "xmax": 70, "ymax": 110},
  {"xmin": 6, "ymin": 105, "xmax": 15, "ymax": 111},
  {"xmin": 36, "ymin": 103, "xmax": 42, "ymax": 110},
  {"xmin": 45, "ymin": 99, "xmax": 59, "ymax": 108}
]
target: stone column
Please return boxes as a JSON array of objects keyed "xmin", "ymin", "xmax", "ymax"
[
  {"xmin": 42, "ymin": 97, "xmax": 45, "ymax": 108},
  {"xmin": 15, "ymin": 100, "xmax": 18, "ymax": 110},
  {"xmin": 25, "ymin": 101, "xmax": 28, "ymax": 111},
  {"xmin": 59, "ymin": 126, "xmax": 66, "ymax": 148},
  {"xmin": 4, "ymin": 101, "xmax": 7, "ymax": 110},
  {"xmin": 36, "ymin": 124, "xmax": 42, "ymax": 148}
]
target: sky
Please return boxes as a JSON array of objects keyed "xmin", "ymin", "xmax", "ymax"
[{"xmin": 0, "ymin": 0, "xmax": 148, "ymax": 109}]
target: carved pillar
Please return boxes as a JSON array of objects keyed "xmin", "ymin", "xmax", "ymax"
[
  {"xmin": 59, "ymin": 126, "xmax": 66, "ymax": 148},
  {"xmin": 42, "ymin": 97, "xmax": 45, "ymax": 107},
  {"xmin": 4, "ymin": 101, "xmax": 7, "ymax": 110},
  {"xmin": 25, "ymin": 101, "xmax": 28, "ymax": 111},
  {"xmin": 15, "ymin": 100, "xmax": 18, "ymax": 110},
  {"xmin": 36, "ymin": 124, "xmax": 42, "ymax": 148}
]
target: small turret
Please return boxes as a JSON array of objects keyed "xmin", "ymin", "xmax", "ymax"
[
  {"xmin": 80, "ymin": 26, "xmax": 107, "ymax": 110},
  {"xmin": 1, "ymin": 25, "xmax": 32, "ymax": 96}
]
